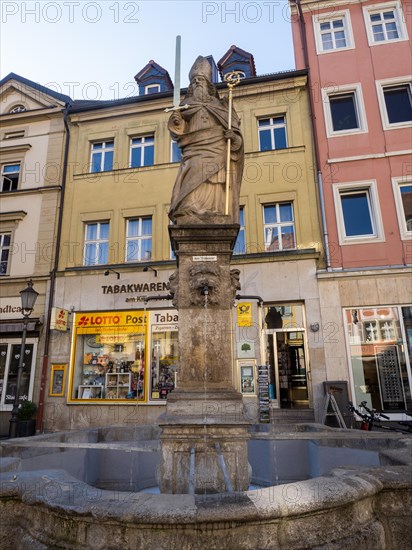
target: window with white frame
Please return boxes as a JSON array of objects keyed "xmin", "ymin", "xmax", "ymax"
[
  {"xmin": 0, "ymin": 233, "xmax": 11, "ymax": 275},
  {"xmin": 1, "ymin": 163, "xmax": 20, "ymax": 191},
  {"xmin": 333, "ymin": 181, "xmax": 384, "ymax": 244},
  {"xmin": 377, "ymin": 79, "xmax": 412, "ymax": 128},
  {"xmin": 171, "ymin": 140, "xmax": 182, "ymax": 163},
  {"xmin": 0, "ymin": 339, "xmax": 37, "ymax": 410},
  {"xmin": 258, "ymin": 116, "xmax": 287, "ymax": 151},
  {"xmin": 392, "ymin": 178, "xmax": 412, "ymax": 239},
  {"xmin": 313, "ymin": 10, "xmax": 354, "ymax": 53},
  {"xmin": 84, "ymin": 221, "xmax": 109, "ymax": 266},
  {"xmin": 322, "ymin": 84, "xmax": 367, "ymax": 136},
  {"xmin": 145, "ymin": 84, "xmax": 161, "ymax": 95},
  {"xmin": 233, "ymin": 207, "xmax": 246, "ymax": 255},
  {"xmin": 363, "ymin": 2, "xmax": 408, "ymax": 45},
  {"xmin": 90, "ymin": 141, "xmax": 114, "ymax": 173},
  {"xmin": 130, "ymin": 136, "xmax": 154, "ymax": 168},
  {"xmin": 263, "ymin": 203, "xmax": 296, "ymax": 252},
  {"xmin": 125, "ymin": 217, "xmax": 152, "ymax": 262}
]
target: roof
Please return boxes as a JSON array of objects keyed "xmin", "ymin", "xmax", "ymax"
[
  {"xmin": 67, "ymin": 68, "xmax": 308, "ymax": 114},
  {"xmin": 0, "ymin": 72, "xmax": 74, "ymax": 105}
]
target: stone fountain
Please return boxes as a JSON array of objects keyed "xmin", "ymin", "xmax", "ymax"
[{"xmin": 158, "ymin": 56, "xmax": 249, "ymax": 494}]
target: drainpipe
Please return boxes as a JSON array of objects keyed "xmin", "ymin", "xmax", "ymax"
[
  {"xmin": 36, "ymin": 106, "xmax": 71, "ymax": 432},
  {"xmin": 294, "ymin": 0, "xmax": 332, "ymax": 271}
]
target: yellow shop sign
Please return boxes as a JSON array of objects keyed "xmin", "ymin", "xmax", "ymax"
[
  {"xmin": 237, "ymin": 303, "xmax": 253, "ymax": 327},
  {"xmin": 75, "ymin": 311, "xmax": 147, "ymax": 333}
]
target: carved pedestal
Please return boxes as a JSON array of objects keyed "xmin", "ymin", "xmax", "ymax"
[{"xmin": 158, "ymin": 224, "xmax": 251, "ymax": 494}]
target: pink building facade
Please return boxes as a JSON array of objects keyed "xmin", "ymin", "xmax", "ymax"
[{"xmin": 290, "ymin": 0, "xmax": 412, "ymax": 419}]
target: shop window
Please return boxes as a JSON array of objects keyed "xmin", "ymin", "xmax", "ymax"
[
  {"xmin": 83, "ymin": 221, "xmax": 109, "ymax": 266},
  {"xmin": 344, "ymin": 307, "xmax": 412, "ymax": 413},
  {"xmin": 1, "ymin": 164, "xmax": 20, "ymax": 192},
  {"xmin": 150, "ymin": 313, "xmax": 178, "ymax": 400},
  {"xmin": 258, "ymin": 116, "xmax": 287, "ymax": 151},
  {"xmin": 90, "ymin": 141, "xmax": 114, "ymax": 173},
  {"xmin": 233, "ymin": 207, "xmax": 246, "ymax": 255},
  {"xmin": 263, "ymin": 203, "xmax": 296, "ymax": 252},
  {"xmin": 0, "ymin": 340, "xmax": 37, "ymax": 410},
  {"xmin": 125, "ymin": 217, "xmax": 152, "ymax": 262},
  {"xmin": 70, "ymin": 311, "xmax": 147, "ymax": 401},
  {"xmin": 0, "ymin": 233, "xmax": 11, "ymax": 275},
  {"xmin": 363, "ymin": 2, "xmax": 407, "ymax": 45},
  {"xmin": 130, "ymin": 136, "xmax": 154, "ymax": 168}
]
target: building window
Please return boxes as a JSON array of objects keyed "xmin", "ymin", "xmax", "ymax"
[
  {"xmin": 145, "ymin": 84, "xmax": 160, "ymax": 95},
  {"xmin": 90, "ymin": 141, "xmax": 114, "ymax": 173},
  {"xmin": 0, "ymin": 233, "xmax": 11, "ymax": 275},
  {"xmin": 392, "ymin": 178, "xmax": 412, "ymax": 239},
  {"xmin": 258, "ymin": 116, "xmax": 287, "ymax": 151},
  {"xmin": 364, "ymin": 2, "xmax": 407, "ymax": 45},
  {"xmin": 125, "ymin": 217, "xmax": 152, "ymax": 262},
  {"xmin": 130, "ymin": 136, "xmax": 154, "ymax": 168},
  {"xmin": 171, "ymin": 140, "xmax": 182, "ymax": 163},
  {"xmin": 333, "ymin": 181, "xmax": 384, "ymax": 244},
  {"xmin": 263, "ymin": 203, "xmax": 296, "ymax": 252},
  {"xmin": 233, "ymin": 207, "xmax": 246, "ymax": 254},
  {"xmin": 9, "ymin": 105, "xmax": 26, "ymax": 114},
  {"xmin": 376, "ymin": 80, "xmax": 412, "ymax": 129},
  {"xmin": 1, "ymin": 164, "xmax": 20, "ymax": 192},
  {"xmin": 313, "ymin": 11, "xmax": 354, "ymax": 53},
  {"xmin": 84, "ymin": 222, "xmax": 109, "ymax": 266},
  {"xmin": 0, "ymin": 340, "xmax": 37, "ymax": 410},
  {"xmin": 323, "ymin": 84, "xmax": 367, "ymax": 136}
]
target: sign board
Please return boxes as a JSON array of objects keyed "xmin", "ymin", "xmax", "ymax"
[
  {"xmin": 50, "ymin": 308, "xmax": 69, "ymax": 331},
  {"xmin": 0, "ymin": 297, "xmax": 22, "ymax": 319},
  {"xmin": 237, "ymin": 302, "xmax": 253, "ymax": 326}
]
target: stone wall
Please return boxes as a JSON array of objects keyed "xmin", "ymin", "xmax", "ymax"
[{"xmin": 1, "ymin": 465, "xmax": 411, "ymax": 549}]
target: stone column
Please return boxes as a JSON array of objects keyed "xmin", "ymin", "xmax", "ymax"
[{"xmin": 158, "ymin": 224, "xmax": 251, "ymax": 494}]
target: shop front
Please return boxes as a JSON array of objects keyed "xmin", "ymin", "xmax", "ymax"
[
  {"xmin": 0, "ymin": 296, "xmax": 41, "ymax": 435},
  {"xmin": 344, "ymin": 305, "xmax": 412, "ymax": 414},
  {"xmin": 69, "ymin": 309, "xmax": 178, "ymax": 403}
]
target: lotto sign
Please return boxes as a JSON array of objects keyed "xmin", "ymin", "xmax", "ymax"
[
  {"xmin": 74, "ymin": 310, "xmax": 147, "ymax": 334},
  {"xmin": 237, "ymin": 303, "xmax": 253, "ymax": 327},
  {"xmin": 50, "ymin": 308, "xmax": 69, "ymax": 331}
]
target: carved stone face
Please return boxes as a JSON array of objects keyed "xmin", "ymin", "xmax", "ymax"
[{"xmin": 192, "ymin": 76, "xmax": 210, "ymax": 102}]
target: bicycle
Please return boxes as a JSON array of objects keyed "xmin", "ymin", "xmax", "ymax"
[{"xmin": 348, "ymin": 401, "xmax": 412, "ymax": 433}]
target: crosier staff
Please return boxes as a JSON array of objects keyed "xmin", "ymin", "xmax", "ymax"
[{"xmin": 224, "ymin": 71, "xmax": 242, "ymax": 216}]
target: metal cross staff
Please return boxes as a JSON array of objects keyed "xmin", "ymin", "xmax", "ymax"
[
  {"xmin": 165, "ymin": 36, "xmax": 189, "ymax": 113},
  {"xmin": 224, "ymin": 71, "xmax": 242, "ymax": 216}
]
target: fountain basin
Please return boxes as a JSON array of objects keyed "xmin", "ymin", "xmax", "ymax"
[{"xmin": 1, "ymin": 424, "xmax": 411, "ymax": 549}]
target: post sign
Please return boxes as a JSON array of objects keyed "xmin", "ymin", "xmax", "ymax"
[
  {"xmin": 50, "ymin": 308, "xmax": 69, "ymax": 331},
  {"xmin": 237, "ymin": 302, "xmax": 252, "ymax": 326}
]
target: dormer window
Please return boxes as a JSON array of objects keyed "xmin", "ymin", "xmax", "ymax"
[
  {"xmin": 9, "ymin": 105, "xmax": 26, "ymax": 114},
  {"xmin": 145, "ymin": 84, "xmax": 161, "ymax": 95}
]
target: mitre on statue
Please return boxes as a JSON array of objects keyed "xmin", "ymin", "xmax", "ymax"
[{"xmin": 188, "ymin": 56, "xmax": 212, "ymax": 82}]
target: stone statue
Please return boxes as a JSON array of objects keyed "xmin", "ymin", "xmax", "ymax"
[{"xmin": 168, "ymin": 56, "xmax": 244, "ymax": 224}]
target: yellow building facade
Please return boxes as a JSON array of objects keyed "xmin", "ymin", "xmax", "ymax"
[{"xmin": 47, "ymin": 66, "xmax": 326, "ymax": 431}]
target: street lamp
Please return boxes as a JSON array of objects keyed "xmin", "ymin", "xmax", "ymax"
[{"xmin": 9, "ymin": 279, "xmax": 39, "ymax": 438}]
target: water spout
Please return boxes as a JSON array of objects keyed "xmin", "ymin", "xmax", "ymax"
[
  {"xmin": 188, "ymin": 447, "xmax": 196, "ymax": 495},
  {"xmin": 215, "ymin": 442, "xmax": 233, "ymax": 492}
]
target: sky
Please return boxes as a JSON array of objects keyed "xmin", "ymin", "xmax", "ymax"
[{"xmin": 1, "ymin": 0, "xmax": 295, "ymax": 100}]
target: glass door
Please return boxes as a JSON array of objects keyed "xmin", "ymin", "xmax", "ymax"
[{"xmin": 263, "ymin": 304, "xmax": 310, "ymax": 409}]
